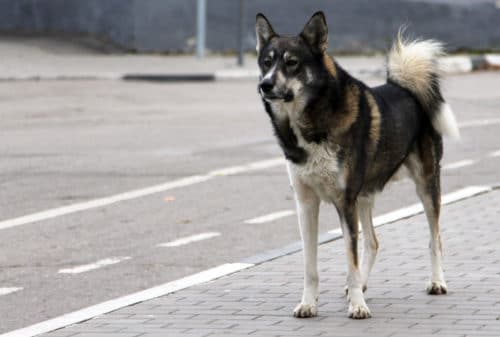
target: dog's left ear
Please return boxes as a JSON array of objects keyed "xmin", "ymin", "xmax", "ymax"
[
  {"xmin": 300, "ymin": 11, "xmax": 328, "ymax": 53},
  {"xmin": 256, "ymin": 13, "xmax": 276, "ymax": 54}
]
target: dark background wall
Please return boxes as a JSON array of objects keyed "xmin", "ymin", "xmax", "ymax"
[{"xmin": 0, "ymin": 0, "xmax": 499, "ymax": 53}]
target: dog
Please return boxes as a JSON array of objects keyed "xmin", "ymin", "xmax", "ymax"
[{"xmin": 255, "ymin": 11, "xmax": 459, "ymax": 319}]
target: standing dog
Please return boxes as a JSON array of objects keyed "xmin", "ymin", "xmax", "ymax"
[{"xmin": 255, "ymin": 12, "xmax": 459, "ymax": 319}]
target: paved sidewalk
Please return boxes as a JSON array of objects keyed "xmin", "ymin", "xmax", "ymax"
[{"xmin": 37, "ymin": 189, "xmax": 500, "ymax": 337}]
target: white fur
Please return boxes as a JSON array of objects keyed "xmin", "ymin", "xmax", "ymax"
[
  {"xmin": 289, "ymin": 168, "xmax": 320, "ymax": 317},
  {"xmin": 358, "ymin": 195, "xmax": 378, "ymax": 290},
  {"xmin": 388, "ymin": 33, "xmax": 460, "ymax": 140},
  {"xmin": 433, "ymin": 103, "xmax": 460, "ymax": 140},
  {"xmin": 262, "ymin": 63, "xmax": 277, "ymax": 81},
  {"xmin": 388, "ymin": 33, "xmax": 444, "ymax": 108}
]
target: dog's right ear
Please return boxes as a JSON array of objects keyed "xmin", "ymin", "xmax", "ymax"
[{"xmin": 255, "ymin": 13, "xmax": 276, "ymax": 54}]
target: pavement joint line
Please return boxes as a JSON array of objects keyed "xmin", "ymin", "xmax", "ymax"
[
  {"xmin": 0, "ymin": 157, "xmax": 285, "ymax": 231},
  {"xmin": 244, "ymin": 210, "xmax": 296, "ymax": 224},
  {"xmin": 157, "ymin": 232, "xmax": 221, "ymax": 248},
  {"xmin": 0, "ymin": 287, "xmax": 23, "ymax": 296},
  {"xmin": 0, "ymin": 184, "xmax": 492, "ymax": 337},
  {"xmin": 58, "ymin": 257, "xmax": 132, "ymax": 274}
]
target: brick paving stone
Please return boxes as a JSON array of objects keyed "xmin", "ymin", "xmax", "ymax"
[{"xmin": 41, "ymin": 190, "xmax": 500, "ymax": 337}]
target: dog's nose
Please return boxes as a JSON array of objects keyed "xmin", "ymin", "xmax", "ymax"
[{"xmin": 260, "ymin": 81, "xmax": 274, "ymax": 94}]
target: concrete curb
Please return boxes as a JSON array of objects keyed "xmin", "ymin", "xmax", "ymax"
[
  {"xmin": 1, "ymin": 54, "xmax": 497, "ymax": 83},
  {"xmin": 121, "ymin": 54, "xmax": 500, "ymax": 83}
]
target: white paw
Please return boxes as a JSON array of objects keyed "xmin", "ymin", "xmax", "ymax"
[
  {"xmin": 293, "ymin": 302, "xmax": 318, "ymax": 318},
  {"xmin": 426, "ymin": 280, "xmax": 448, "ymax": 295},
  {"xmin": 348, "ymin": 302, "xmax": 372, "ymax": 319}
]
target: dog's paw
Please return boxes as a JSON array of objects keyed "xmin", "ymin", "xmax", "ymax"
[
  {"xmin": 293, "ymin": 302, "xmax": 318, "ymax": 318},
  {"xmin": 426, "ymin": 280, "xmax": 448, "ymax": 295},
  {"xmin": 348, "ymin": 302, "xmax": 372, "ymax": 319}
]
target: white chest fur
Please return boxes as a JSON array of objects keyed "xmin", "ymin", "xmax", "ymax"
[
  {"xmin": 288, "ymin": 120, "xmax": 345, "ymax": 203},
  {"xmin": 269, "ymin": 99, "xmax": 345, "ymax": 203}
]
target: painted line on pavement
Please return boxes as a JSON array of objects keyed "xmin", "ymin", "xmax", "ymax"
[
  {"xmin": 1, "ymin": 185, "xmax": 492, "ymax": 337},
  {"xmin": 58, "ymin": 257, "xmax": 132, "ymax": 274},
  {"xmin": 458, "ymin": 118, "xmax": 500, "ymax": 129},
  {"xmin": 244, "ymin": 210, "xmax": 295, "ymax": 224},
  {"xmin": 157, "ymin": 232, "xmax": 221, "ymax": 248},
  {"xmin": 0, "ymin": 287, "xmax": 23, "ymax": 296},
  {"xmin": 0, "ymin": 157, "xmax": 285, "ymax": 231},
  {"xmin": 0, "ymin": 263, "xmax": 253, "ymax": 337},
  {"xmin": 488, "ymin": 150, "xmax": 500, "ymax": 157},
  {"xmin": 442, "ymin": 159, "xmax": 478, "ymax": 170}
]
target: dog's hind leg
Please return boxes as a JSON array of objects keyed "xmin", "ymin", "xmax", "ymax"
[
  {"xmin": 358, "ymin": 195, "xmax": 378, "ymax": 292},
  {"xmin": 339, "ymin": 200, "xmax": 372, "ymax": 319},
  {"xmin": 405, "ymin": 142, "xmax": 447, "ymax": 295},
  {"xmin": 289, "ymin": 171, "xmax": 321, "ymax": 318}
]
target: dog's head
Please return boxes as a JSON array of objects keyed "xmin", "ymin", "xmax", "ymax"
[{"xmin": 255, "ymin": 12, "xmax": 329, "ymax": 104}]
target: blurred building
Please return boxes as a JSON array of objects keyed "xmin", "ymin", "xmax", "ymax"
[{"xmin": 0, "ymin": 0, "xmax": 499, "ymax": 53}]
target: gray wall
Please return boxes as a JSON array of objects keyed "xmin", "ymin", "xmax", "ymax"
[{"xmin": 0, "ymin": 0, "xmax": 499, "ymax": 53}]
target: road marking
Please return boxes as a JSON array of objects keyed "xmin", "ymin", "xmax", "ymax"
[
  {"xmin": 0, "ymin": 263, "xmax": 253, "ymax": 337},
  {"xmin": 58, "ymin": 257, "xmax": 132, "ymax": 274},
  {"xmin": 442, "ymin": 159, "xmax": 478, "ymax": 170},
  {"xmin": 459, "ymin": 118, "xmax": 500, "ymax": 129},
  {"xmin": 329, "ymin": 185, "xmax": 491, "ymax": 234},
  {"xmin": 488, "ymin": 150, "xmax": 500, "ymax": 157},
  {"xmin": 157, "ymin": 232, "xmax": 221, "ymax": 248},
  {"xmin": 0, "ymin": 157, "xmax": 285, "ymax": 231},
  {"xmin": 3, "ymin": 185, "xmax": 492, "ymax": 337},
  {"xmin": 0, "ymin": 287, "xmax": 23, "ymax": 296},
  {"xmin": 208, "ymin": 157, "xmax": 284, "ymax": 176},
  {"xmin": 244, "ymin": 210, "xmax": 295, "ymax": 224}
]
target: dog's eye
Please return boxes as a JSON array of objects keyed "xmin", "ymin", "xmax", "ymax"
[
  {"xmin": 286, "ymin": 59, "xmax": 298, "ymax": 67},
  {"xmin": 263, "ymin": 58, "xmax": 273, "ymax": 67}
]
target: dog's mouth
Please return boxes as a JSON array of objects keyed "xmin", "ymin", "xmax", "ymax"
[{"xmin": 262, "ymin": 91, "xmax": 294, "ymax": 103}]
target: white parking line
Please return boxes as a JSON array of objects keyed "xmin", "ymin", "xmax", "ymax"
[
  {"xmin": 157, "ymin": 232, "xmax": 221, "ymax": 248},
  {"xmin": 244, "ymin": 210, "xmax": 296, "ymax": 224},
  {"xmin": 58, "ymin": 257, "xmax": 132, "ymax": 274},
  {"xmin": 0, "ymin": 287, "xmax": 23, "ymax": 296},
  {"xmin": 0, "ymin": 157, "xmax": 285, "ymax": 231},
  {"xmin": 488, "ymin": 150, "xmax": 500, "ymax": 157},
  {"xmin": 0, "ymin": 263, "xmax": 253, "ymax": 337},
  {"xmin": 459, "ymin": 118, "xmax": 500, "ymax": 128},
  {"xmin": 442, "ymin": 159, "xmax": 477, "ymax": 170}
]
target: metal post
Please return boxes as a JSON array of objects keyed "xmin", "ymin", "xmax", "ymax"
[
  {"xmin": 237, "ymin": 0, "xmax": 245, "ymax": 66},
  {"xmin": 196, "ymin": 0, "xmax": 206, "ymax": 59}
]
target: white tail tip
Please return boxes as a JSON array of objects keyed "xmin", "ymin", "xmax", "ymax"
[{"xmin": 433, "ymin": 103, "xmax": 460, "ymax": 140}]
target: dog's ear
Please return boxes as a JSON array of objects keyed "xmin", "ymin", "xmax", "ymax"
[
  {"xmin": 300, "ymin": 11, "xmax": 328, "ymax": 53},
  {"xmin": 256, "ymin": 13, "xmax": 276, "ymax": 54}
]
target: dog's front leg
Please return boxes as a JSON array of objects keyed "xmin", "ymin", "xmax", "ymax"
[
  {"xmin": 340, "ymin": 202, "xmax": 372, "ymax": 319},
  {"xmin": 289, "ymin": 173, "xmax": 320, "ymax": 318}
]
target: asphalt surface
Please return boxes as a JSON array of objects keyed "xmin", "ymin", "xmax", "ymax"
[{"xmin": 1, "ymin": 72, "xmax": 500, "ymax": 333}]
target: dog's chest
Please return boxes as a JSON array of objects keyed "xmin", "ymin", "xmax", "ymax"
[
  {"xmin": 289, "ymin": 126, "xmax": 344, "ymax": 202},
  {"xmin": 271, "ymin": 101, "xmax": 344, "ymax": 202}
]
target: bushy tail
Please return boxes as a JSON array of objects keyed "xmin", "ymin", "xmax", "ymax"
[{"xmin": 387, "ymin": 32, "xmax": 460, "ymax": 140}]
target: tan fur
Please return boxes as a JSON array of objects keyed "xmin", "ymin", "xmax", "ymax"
[
  {"xmin": 332, "ymin": 84, "xmax": 359, "ymax": 135},
  {"xmin": 323, "ymin": 54, "xmax": 337, "ymax": 78},
  {"xmin": 365, "ymin": 90, "xmax": 381, "ymax": 154},
  {"xmin": 387, "ymin": 31, "xmax": 444, "ymax": 109}
]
